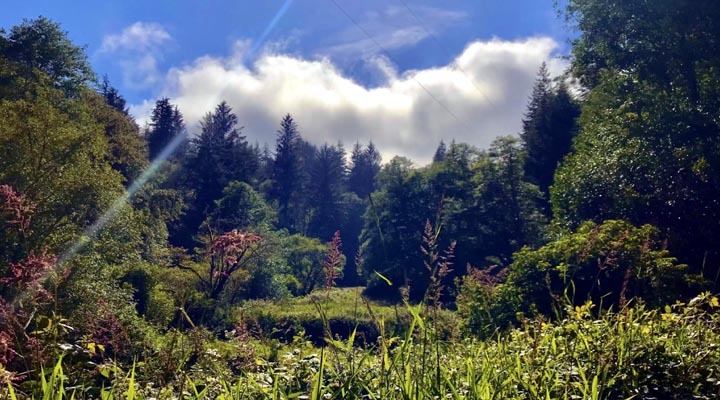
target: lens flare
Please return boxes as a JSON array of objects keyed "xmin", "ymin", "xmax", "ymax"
[
  {"xmin": 247, "ymin": 0, "xmax": 294, "ymax": 62},
  {"xmin": 57, "ymin": 0, "xmax": 295, "ymax": 267},
  {"xmin": 57, "ymin": 130, "xmax": 188, "ymax": 266}
]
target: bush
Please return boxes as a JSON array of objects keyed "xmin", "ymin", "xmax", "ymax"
[{"xmin": 458, "ymin": 220, "xmax": 690, "ymax": 335}]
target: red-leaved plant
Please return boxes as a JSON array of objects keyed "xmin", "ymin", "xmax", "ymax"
[
  {"xmin": 0, "ymin": 184, "xmax": 34, "ymax": 238},
  {"xmin": 0, "ymin": 185, "xmax": 62, "ymax": 376},
  {"xmin": 205, "ymin": 229, "xmax": 262, "ymax": 300},
  {"xmin": 421, "ymin": 219, "xmax": 455, "ymax": 309},
  {"xmin": 323, "ymin": 231, "xmax": 343, "ymax": 289}
]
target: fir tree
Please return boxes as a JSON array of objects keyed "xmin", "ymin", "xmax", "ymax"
[
  {"xmin": 348, "ymin": 141, "xmax": 381, "ymax": 199},
  {"xmin": 271, "ymin": 114, "xmax": 303, "ymax": 231},
  {"xmin": 520, "ymin": 63, "xmax": 579, "ymax": 195},
  {"xmin": 146, "ymin": 97, "xmax": 185, "ymax": 161},
  {"xmin": 433, "ymin": 140, "xmax": 447, "ymax": 163}
]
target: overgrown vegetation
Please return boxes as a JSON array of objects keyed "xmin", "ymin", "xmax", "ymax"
[{"xmin": 2, "ymin": 1, "xmax": 720, "ymax": 397}]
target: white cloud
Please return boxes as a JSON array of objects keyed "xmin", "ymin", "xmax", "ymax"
[
  {"xmin": 101, "ymin": 22, "xmax": 171, "ymax": 53},
  {"xmin": 322, "ymin": 5, "xmax": 467, "ymax": 60},
  {"xmin": 100, "ymin": 22, "xmax": 172, "ymax": 89},
  {"xmin": 130, "ymin": 36, "xmax": 568, "ymax": 164}
]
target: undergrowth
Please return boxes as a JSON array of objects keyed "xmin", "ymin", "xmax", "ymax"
[{"xmin": 3, "ymin": 291, "xmax": 719, "ymax": 399}]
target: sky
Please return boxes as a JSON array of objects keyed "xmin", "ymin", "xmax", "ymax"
[{"xmin": 2, "ymin": 0, "xmax": 574, "ymax": 164}]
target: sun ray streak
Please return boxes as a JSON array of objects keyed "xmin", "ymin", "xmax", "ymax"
[
  {"xmin": 57, "ymin": 130, "xmax": 188, "ymax": 266},
  {"xmin": 247, "ymin": 0, "xmax": 294, "ymax": 62},
  {"xmin": 56, "ymin": 0, "xmax": 296, "ymax": 267}
]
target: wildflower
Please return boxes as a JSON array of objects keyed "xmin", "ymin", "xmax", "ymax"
[
  {"xmin": 323, "ymin": 231, "xmax": 342, "ymax": 289},
  {"xmin": 0, "ymin": 184, "xmax": 34, "ymax": 233},
  {"xmin": 0, "ymin": 250, "xmax": 57, "ymax": 302}
]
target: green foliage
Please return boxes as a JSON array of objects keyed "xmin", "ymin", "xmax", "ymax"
[
  {"xmin": 362, "ymin": 140, "xmax": 546, "ymax": 301},
  {"xmin": 0, "ymin": 16, "xmax": 94, "ymax": 95},
  {"xmin": 511, "ymin": 220, "xmax": 687, "ymax": 315},
  {"xmin": 563, "ymin": 0, "xmax": 720, "ymax": 92},
  {"xmin": 348, "ymin": 141, "xmax": 381, "ymax": 199},
  {"xmin": 10, "ymin": 293, "xmax": 720, "ymax": 399},
  {"xmin": 555, "ymin": 0, "xmax": 720, "ymax": 285},
  {"xmin": 471, "ymin": 137, "xmax": 547, "ymax": 263},
  {"xmin": 145, "ymin": 97, "xmax": 185, "ymax": 161},
  {"xmin": 208, "ymin": 181, "xmax": 276, "ymax": 233},
  {"xmin": 284, "ymin": 234, "xmax": 330, "ymax": 295},
  {"xmin": 307, "ymin": 143, "xmax": 346, "ymax": 241},
  {"xmin": 458, "ymin": 220, "xmax": 689, "ymax": 337},
  {"xmin": 0, "ymin": 77, "xmax": 124, "ymax": 255},
  {"xmin": 85, "ymin": 90, "xmax": 149, "ymax": 183},
  {"xmin": 270, "ymin": 114, "xmax": 306, "ymax": 233},
  {"xmin": 520, "ymin": 63, "xmax": 579, "ymax": 196},
  {"xmin": 175, "ymin": 101, "xmax": 256, "ymax": 248},
  {"xmin": 5, "ymin": 12, "xmax": 720, "ymax": 400}
]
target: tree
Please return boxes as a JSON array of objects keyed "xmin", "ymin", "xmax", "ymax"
[
  {"xmin": 208, "ymin": 181, "xmax": 276, "ymax": 233},
  {"xmin": 0, "ymin": 78, "xmax": 124, "ymax": 255},
  {"xmin": 175, "ymin": 230, "xmax": 263, "ymax": 301},
  {"xmin": 285, "ymin": 234, "xmax": 329, "ymax": 295},
  {"xmin": 307, "ymin": 143, "xmax": 347, "ymax": 241},
  {"xmin": 271, "ymin": 114, "xmax": 304, "ymax": 232},
  {"xmin": 361, "ymin": 156, "xmax": 434, "ymax": 300},
  {"xmin": 472, "ymin": 137, "xmax": 546, "ymax": 265},
  {"xmin": 175, "ymin": 101, "xmax": 257, "ymax": 247},
  {"xmin": 348, "ymin": 141, "xmax": 381, "ymax": 199},
  {"xmin": 99, "ymin": 75, "xmax": 127, "ymax": 114},
  {"xmin": 86, "ymin": 90, "xmax": 148, "ymax": 183},
  {"xmin": 146, "ymin": 97, "xmax": 185, "ymax": 161},
  {"xmin": 0, "ymin": 16, "xmax": 93, "ymax": 95},
  {"xmin": 520, "ymin": 64, "xmax": 579, "ymax": 195},
  {"xmin": 562, "ymin": 0, "xmax": 720, "ymax": 94},
  {"xmin": 432, "ymin": 140, "xmax": 447, "ymax": 163},
  {"xmin": 553, "ymin": 0, "xmax": 720, "ymax": 285}
]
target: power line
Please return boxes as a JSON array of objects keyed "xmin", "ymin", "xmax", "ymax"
[
  {"xmin": 328, "ymin": 0, "xmax": 473, "ymax": 134},
  {"xmin": 396, "ymin": 0, "xmax": 499, "ymax": 110}
]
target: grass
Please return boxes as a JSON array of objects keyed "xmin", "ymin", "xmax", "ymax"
[
  {"xmin": 234, "ymin": 287, "xmax": 458, "ymax": 346},
  {"xmin": 4, "ymin": 291, "xmax": 720, "ymax": 399}
]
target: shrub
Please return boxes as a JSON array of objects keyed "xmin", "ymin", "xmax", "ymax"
[{"xmin": 458, "ymin": 220, "xmax": 690, "ymax": 335}]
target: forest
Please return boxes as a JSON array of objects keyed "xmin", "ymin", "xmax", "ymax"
[{"xmin": 2, "ymin": 0, "xmax": 720, "ymax": 398}]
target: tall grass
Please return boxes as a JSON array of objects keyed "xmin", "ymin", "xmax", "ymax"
[{"xmin": 5, "ymin": 291, "xmax": 719, "ymax": 399}]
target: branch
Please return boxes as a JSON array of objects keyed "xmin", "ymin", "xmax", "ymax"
[{"xmin": 171, "ymin": 262, "xmax": 209, "ymax": 287}]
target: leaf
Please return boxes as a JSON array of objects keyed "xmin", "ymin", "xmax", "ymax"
[{"xmin": 374, "ymin": 271, "xmax": 393, "ymax": 286}]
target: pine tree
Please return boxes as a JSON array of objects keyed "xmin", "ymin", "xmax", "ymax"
[
  {"xmin": 308, "ymin": 143, "xmax": 347, "ymax": 240},
  {"xmin": 433, "ymin": 140, "xmax": 447, "ymax": 163},
  {"xmin": 520, "ymin": 63, "xmax": 579, "ymax": 195},
  {"xmin": 173, "ymin": 101, "xmax": 256, "ymax": 246},
  {"xmin": 271, "ymin": 114, "xmax": 303, "ymax": 231},
  {"xmin": 99, "ymin": 75, "xmax": 128, "ymax": 114},
  {"xmin": 146, "ymin": 98, "xmax": 185, "ymax": 161},
  {"xmin": 348, "ymin": 141, "xmax": 381, "ymax": 199}
]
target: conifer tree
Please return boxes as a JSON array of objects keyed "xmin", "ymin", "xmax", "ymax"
[
  {"xmin": 173, "ymin": 101, "xmax": 256, "ymax": 246},
  {"xmin": 146, "ymin": 97, "xmax": 185, "ymax": 161},
  {"xmin": 520, "ymin": 63, "xmax": 579, "ymax": 195},
  {"xmin": 433, "ymin": 140, "xmax": 447, "ymax": 163},
  {"xmin": 271, "ymin": 114, "xmax": 303, "ymax": 231},
  {"xmin": 348, "ymin": 141, "xmax": 381, "ymax": 199},
  {"xmin": 308, "ymin": 143, "xmax": 347, "ymax": 240},
  {"xmin": 99, "ymin": 75, "xmax": 128, "ymax": 114}
]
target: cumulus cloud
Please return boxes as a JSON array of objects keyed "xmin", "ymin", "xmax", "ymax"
[
  {"xmin": 130, "ymin": 36, "xmax": 567, "ymax": 164},
  {"xmin": 100, "ymin": 22, "xmax": 172, "ymax": 89}
]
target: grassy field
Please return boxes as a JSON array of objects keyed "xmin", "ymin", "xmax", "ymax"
[
  {"xmin": 233, "ymin": 287, "xmax": 458, "ymax": 346},
  {"xmin": 4, "ymin": 290, "xmax": 720, "ymax": 399}
]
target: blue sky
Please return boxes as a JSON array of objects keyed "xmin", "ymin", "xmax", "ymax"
[{"xmin": 2, "ymin": 0, "xmax": 574, "ymax": 163}]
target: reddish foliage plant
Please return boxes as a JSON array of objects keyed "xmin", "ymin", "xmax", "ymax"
[
  {"xmin": 206, "ymin": 230, "xmax": 262, "ymax": 299},
  {"xmin": 323, "ymin": 231, "xmax": 343, "ymax": 289}
]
